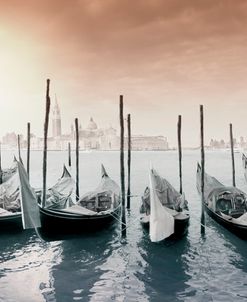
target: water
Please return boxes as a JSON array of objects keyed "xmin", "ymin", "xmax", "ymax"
[{"xmin": 0, "ymin": 150, "xmax": 247, "ymax": 302}]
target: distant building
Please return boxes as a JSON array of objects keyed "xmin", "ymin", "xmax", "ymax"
[
  {"xmin": 209, "ymin": 139, "xmax": 226, "ymax": 149},
  {"xmin": 2, "ymin": 132, "xmax": 17, "ymax": 147},
  {"xmin": 240, "ymin": 137, "xmax": 246, "ymax": 148},
  {"xmin": 1, "ymin": 99, "xmax": 170, "ymax": 151},
  {"xmin": 78, "ymin": 117, "xmax": 103, "ymax": 149},
  {"xmin": 52, "ymin": 96, "xmax": 62, "ymax": 138},
  {"xmin": 72, "ymin": 117, "xmax": 119, "ymax": 150},
  {"xmin": 209, "ymin": 137, "xmax": 244, "ymax": 150},
  {"xmin": 100, "ymin": 126, "xmax": 119, "ymax": 150},
  {"xmin": 131, "ymin": 135, "xmax": 169, "ymax": 151}
]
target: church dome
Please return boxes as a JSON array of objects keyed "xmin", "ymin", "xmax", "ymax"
[{"xmin": 87, "ymin": 117, "xmax": 98, "ymax": 130}]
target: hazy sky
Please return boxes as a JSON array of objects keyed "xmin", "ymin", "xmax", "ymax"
[{"xmin": 1, "ymin": 0, "xmax": 247, "ymax": 147}]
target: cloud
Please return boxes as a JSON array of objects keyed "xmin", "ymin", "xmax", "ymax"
[{"xmin": 1, "ymin": 0, "xmax": 247, "ymax": 145}]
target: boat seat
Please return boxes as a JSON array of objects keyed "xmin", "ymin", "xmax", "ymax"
[
  {"xmin": 97, "ymin": 198, "xmax": 111, "ymax": 211},
  {"xmin": 216, "ymin": 198, "xmax": 232, "ymax": 215},
  {"xmin": 80, "ymin": 199, "xmax": 96, "ymax": 211},
  {"xmin": 229, "ymin": 209, "xmax": 246, "ymax": 218},
  {"xmin": 217, "ymin": 209, "xmax": 229, "ymax": 215},
  {"xmin": 80, "ymin": 192, "xmax": 113, "ymax": 212}
]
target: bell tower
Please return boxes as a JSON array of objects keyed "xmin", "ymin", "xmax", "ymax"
[{"xmin": 52, "ymin": 95, "xmax": 62, "ymax": 137}]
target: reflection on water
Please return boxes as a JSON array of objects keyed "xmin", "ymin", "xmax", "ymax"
[
  {"xmin": 50, "ymin": 227, "xmax": 119, "ymax": 302},
  {"xmin": 182, "ymin": 218, "xmax": 247, "ymax": 301},
  {"xmin": 0, "ymin": 230, "xmax": 62, "ymax": 302},
  {"xmin": 0, "ymin": 150, "xmax": 247, "ymax": 301},
  {"xmin": 88, "ymin": 209, "xmax": 149, "ymax": 302},
  {"xmin": 139, "ymin": 232, "xmax": 190, "ymax": 301}
]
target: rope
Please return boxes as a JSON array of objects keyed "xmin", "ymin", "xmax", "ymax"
[
  {"xmin": 188, "ymin": 211, "xmax": 217, "ymax": 235},
  {"xmin": 127, "ymin": 194, "xmax": 141, "ymax": 198}
]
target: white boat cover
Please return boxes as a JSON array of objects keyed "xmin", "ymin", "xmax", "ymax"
[
  {"xmin": 196, "ymin": 163, "xmax": 224, "ymax": 200},
  {"xmin": 58, "ymin": 203, "xmax": 119, "ymax": 216},
  {"xmin": 78, "ymin": 164, "xmax": 120, "ymax": 212},
  {"xmin": 143, "ymin": 168, "xmax": 187, "ymax": 212},
  {"xmin": 1, "ymin": 158, "xmax": 18, "ymax": 183},
  {"xmin": 197, "ymin": 163, "xmax": 247, "ymax": 216},
  {"xmin": 56, "ymin": 204, "xmax": 97, "ymax": 215},
  {"xmin": 0, "ymin": 161, "xmax": 20, "ymax": 213},
  {"xmin": 0, "ymin": 161, "xmax": 41, "ymax": 229},
  {"xmin": 80, "ymin": 165, "xmax": 120, "ymax": 200},
  {"xmin": 40, "ymin": 165, "xmax": 76, "ymax": 209},
  {"xmin": 149, "ymin": 169, "xmax": 175, "ymax": 242},
  {"xmin": 17, "ymin": 161, "xmax": 41, "ymax": 229},
  {"xmin": 41, "ymin": 164, "xmax": 120, "ymax": 216},
  {"xmin": 0, "ymin": 207, "xmax": 20, "ymax": 217}
]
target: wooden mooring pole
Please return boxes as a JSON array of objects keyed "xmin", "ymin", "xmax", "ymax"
[
  {"xmin": 17, "ymin": 134, "xmax": 23, "ymax": 164},
  {"xmin": 75, "ymin": 118, "xmax": 79, "ymax": 201},
  {"xmin": 68, "ymin": 142, "xmax": 71, "ymax": 168},
  {"xmin": 230, "ymin": 123, "xmax": 236, "ymax": 187},
  {"xmin": 120, "ymin": 95, "xmax": 126, "ymax": 236},
  {"xmin": 177, "ymin": 115, "xmax": 182, "ymax": 194},
  {"xmin": 27, "ymin": 122, "xmax": 31, "ymax": 179},
  {"xmin": 127, "ymin": 114, "xmax": 131, "ymax": 209},
  {"xmin": 42, "ymin": 79, "xmax": 51, "ymax": 208},
  {"xmin": 200, "ymin": 105, "xmax": 205, "ymax": 234}
]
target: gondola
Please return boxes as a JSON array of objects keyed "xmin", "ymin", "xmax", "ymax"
[
  {"xmin": 197, "ymin": 163, "xmax": 247, "ymax": 239},
  {"xmin": 0, "ymin": 161, "xmax": 41, "ymax": 232},
  {"xmin": 140, "ymin": 168, "xmax": 190, "ymax": 242},
  {"xmin": 0, "ymin": 161, "xmax": 73, "ymax": 232},
  {"xmin": 38, "ymin": 165, "xmax": 121, "ymax": 232},
  {"xmin": 0, "ymin": 160, "xmax": 22, "ymax": 230}
]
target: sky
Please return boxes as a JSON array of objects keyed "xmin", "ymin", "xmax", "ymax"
[{"xmin": 1, "ymin": 0, "xmax": 247, "ymax": 147}]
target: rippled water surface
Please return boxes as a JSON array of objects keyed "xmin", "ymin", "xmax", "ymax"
[{"xmin": 0, "ymin": 150, "xmax": 247, "ymax": 302}]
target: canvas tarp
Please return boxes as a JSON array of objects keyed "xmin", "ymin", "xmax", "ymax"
[
  {"xmin": 1, "ymin": 159, "xmax": 18, "ymax": 183},
  {"xmin": 149, "ymin": 169, "xmax": 174, "ymax": 242},
  {"xmin": 37, "ymin": 165, "xmax": 76, "ymax": 209},
  {"xmin": 79, "ymin": 165, "xmax": 120, "ymax": 207},
  {"xmin": 0, "ymin": 207, "xmax": 20, "ymax": 217},
  {"xmin": 0, "ymin": 161, "xmax": 41, "ymax": 229},
  {"xmin": 56, "ymin": 204, "xmax": 113, "ymax": 216},
  {"xmin": 43, "ymin": 164, "xmax": 120, "ymax": 215},
  {"xmin": 197, "ymin": 163, "xmax": 247, "ymax": 213},
  {"xmin": 0, "ymin": 162, "xmax": 20, "ymax": 213},
  {"xmin": 142, "ymin": 168, "xmax": 187, "ymax": 213},
  {"xmin": 18, "ymin": 161, "xmax": 41, "ymax": 229},
  {"xmin": 196, "ymin": 163, "xmax": 224, "ymax": 200}
]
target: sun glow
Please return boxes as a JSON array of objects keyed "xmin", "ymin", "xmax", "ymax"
[
  {"xmin": 1, "ymin": 29, "xmax": 37, "ymax": 88},
  {"xmin": 0, "ymin": 28, "xmax": 48, "ymax": 137}
]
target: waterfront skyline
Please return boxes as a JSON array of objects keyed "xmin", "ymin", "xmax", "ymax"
[
  {"xmin": 2, "ymin": 101, "xmax": 169, "ymax": 151},
  {"xmin": 1, "ymin": 1, "xmax": 247, "ymax": 147},
  {"xmin": 2, "ymin": 99, "xmax": 247, "ymax": 150},
  {"xmin": 0, "ymin": 94, "xmax": 247, "ymax": 149}
]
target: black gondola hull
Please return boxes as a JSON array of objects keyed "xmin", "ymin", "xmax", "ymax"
[
  {"xmin": 140, "ymin": 214, "xmax": 190, "ymax": 239},
  {"xmin": 39, "ymin": 207, "xmax": 120, "ymax": 234},
  {"xmin": 174, "ymin": 215, "xmax": 190, "ymax": 237},
  {"xmin": 0, "ymin": 213, "xmax": 22, "ymax": 233},
  {"xmin": 204, "ymin": 204, "xmax": 247, "ymax": 239}
]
